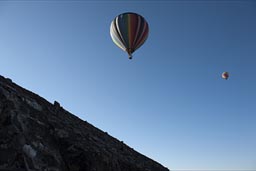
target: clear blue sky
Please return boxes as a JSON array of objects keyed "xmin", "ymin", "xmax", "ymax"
[{"xmin": 0, "ymin": 0, "xmax": 256, "ymax": 170}]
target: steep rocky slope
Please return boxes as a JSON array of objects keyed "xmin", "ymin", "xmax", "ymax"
[{"xmin": 0, "ymin": 75, "xmax": 169, "ymax": 171}]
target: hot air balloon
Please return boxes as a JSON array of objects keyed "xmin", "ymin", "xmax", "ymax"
[
  {"xmin": 222, "ymin": 72, "xmax": 229, "ymax": 80},
  {"xmin": 110, "ymin": 12, "xmax": 149, "ymax": 59}
]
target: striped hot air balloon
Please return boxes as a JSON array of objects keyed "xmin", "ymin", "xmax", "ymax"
[{"xmin": 110, "ymin": 12, "xmax": 149, "ymax": 59}]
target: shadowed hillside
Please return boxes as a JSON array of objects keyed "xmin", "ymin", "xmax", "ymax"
[{"xmin": 0, "ymin": 75, "xmax": 169, "ymax": 171}]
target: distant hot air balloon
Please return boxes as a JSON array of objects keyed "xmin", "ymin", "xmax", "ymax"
[
  {"xmin": 110, "ymin": 12, "xmax": 149, "ymax": 59},
  {"xmin": 222, "ymin": 72, "xmax": 229, "ymax": 80}
]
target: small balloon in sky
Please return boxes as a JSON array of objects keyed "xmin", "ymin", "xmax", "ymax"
[
  {"xmin": 110, "ymin": 12, "xmax": 149, "ymax": 59},
  {"xmin": 222, "ymin": 72, "xmax": 229, "ymax": 80}
]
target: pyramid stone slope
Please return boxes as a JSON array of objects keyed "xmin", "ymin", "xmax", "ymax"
[{"xmin": 0, "ymin": 75, "xmax": 169, "ymax": 171}]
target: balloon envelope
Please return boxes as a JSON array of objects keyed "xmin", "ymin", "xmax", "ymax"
[
  {"xmin": 222, "ymin": 72, "xmax": 229, "ymax": 80},
  {"xmin": 110, "ymin": 12, "xmax": 149, "ymax": 59}
]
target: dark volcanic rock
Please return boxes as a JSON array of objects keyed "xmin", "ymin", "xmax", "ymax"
[{"xmin": 0, "ymin": 75, "xmax": 169, "ymax": 171}]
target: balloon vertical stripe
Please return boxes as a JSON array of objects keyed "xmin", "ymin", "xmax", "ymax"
[{"xmin": 110, "ymin": 22, "xmax": 126, "ymax": 51}]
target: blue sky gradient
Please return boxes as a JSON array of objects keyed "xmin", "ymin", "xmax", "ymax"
[{"xmin": 0, "ymin": 1, "xmax": 256, "ymax": 170}]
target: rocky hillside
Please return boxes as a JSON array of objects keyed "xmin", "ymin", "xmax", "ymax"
[{"xmin": 0, "ymin": 75, "xmax": 169, "ymax": 171}]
